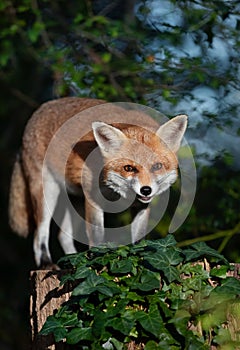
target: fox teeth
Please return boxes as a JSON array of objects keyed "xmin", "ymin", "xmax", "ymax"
[{"xmin": 137, "ymin": 195, "xmax": 152, "ymax": 203}]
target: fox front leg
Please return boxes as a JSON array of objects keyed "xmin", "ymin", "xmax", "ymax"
[
  {"xmin": 131, "ymin": 205, "xmax": 150, "ymax": 244},
  {"xmin": 85, "ymin": 200, "xmax": 105, "ymax": 247}
]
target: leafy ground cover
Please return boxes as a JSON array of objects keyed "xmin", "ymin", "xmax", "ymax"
[{"xmin": 41, "ymin": 235, "xmax": 240, "ymax": 349}]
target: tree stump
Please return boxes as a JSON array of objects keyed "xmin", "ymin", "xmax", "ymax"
[{"xmin": 30, "ymin": 270, "xmax": 72, "ymax": 350}]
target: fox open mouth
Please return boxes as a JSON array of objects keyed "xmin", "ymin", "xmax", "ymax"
[{"xmin": 137, "ymin": 194, "xmax": 153, "ymax": 203}]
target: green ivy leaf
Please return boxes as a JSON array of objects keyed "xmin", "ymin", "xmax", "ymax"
[
  {"xmin": 72, "ymin": 272, "xmax": 106, "ymax": 296},
  {"xmin": 59, "ymin": 272, "xmax": 75, "ymax": 285},
  {"xmin": 170, "ymin": 309, "xmax": 191, "ymax": 338},
  {"xmin": 145, "ymin": 337, "xmax": 180, "ymax": 349},
  {"xmin": 215, "ymin": 277, "xmax": 240, "ymax": 295},
  {"xmin": 58, "ymin": 251, "xmax": 87, "ymax": 267},
  {"xmin": 185, "ymin": 335, "xmax": 209, "ymax": 350},
  {"xmin": 89, "ymin": 252, "xmax": 117, "ymax": 267},
  {"xmin": 145, "ymin": 340, "xmax": 162, "ymax": 350},
  {"xmin": 144, "ymin": 249, "xmax": 183, "ymax": 282},
  {"xmin": 148, "ymin": 293, "xmax": 173, "ymax": 318},
  {"xmin": 116, "ymin": 245, "xmax": 131, "ymax": 257},
  {"xmin": 183, "ymin": 242, "xmax": 228, "ymax": 263},
  {"xmin": 148, "ymin": 235, "xmax": 178, "ymax": 250},
  {"xmin": 145, "ymin": 248, "xmax": 183, "ymax": 266},
  {"xmin": 97, "ymin": 284, "xmax": 118, "ymax": 297},
  {"xmin": 74, "ymin": 266, "xmax": 94, "ymax": 279},
  {"xmin": 136, "ymin": 304, "xmax": 164, "ymax": 338},
  {"xmin": 210, "ymin": 265, "xmax": 228, "ymax": 278},
  {"xmin": 108, "ymin": 337, "xmax": 124, "ymax": 350},
  {"xmin": 130, "ymin": 240, "xmax": 148, "ymax": 253},
  {"xmin": 66, "ymin": 327, "xmax": 92, "ymax": 344},
  {"xmin": 92, "ymin": 310, "xmax": 108, "ymax": 338},
  {"xmin": 105, "ymin": 299, "xmax": 129, "ymax": 318},
  {"xmin": 108, "ymin": 316, "xmax": 135, "ymax": 336},
  {"xmin": 40, "ymin": 315, "xmax": 67, "ymax": 342},
  {"xmin": 127, "ymin": 291, "xmax": 145, "ymax": 302},
  {"xmin": 134, "ymin": 270, "xmax": 161, "ymax": 291},
  {"xmin": 58, "ymin": 311, "xmax": 79, "ymax": 328},
  {"xmin": 110, "ymin": 259, "xmax": 133, "ymax": 274}
]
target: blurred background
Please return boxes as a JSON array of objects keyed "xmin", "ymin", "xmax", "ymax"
[{"xmin": 0, "ymin": 0, "xmax": 240, "ymax": 348}]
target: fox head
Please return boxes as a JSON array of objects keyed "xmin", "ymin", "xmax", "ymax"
[{"xmin": 92, "ymin": 115, "xmax": 187, "ymax": 203}]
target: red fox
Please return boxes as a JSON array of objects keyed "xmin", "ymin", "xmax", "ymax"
[{"xmin": 8, "ymin": 97, "xmax": 187, "ymax": 267}]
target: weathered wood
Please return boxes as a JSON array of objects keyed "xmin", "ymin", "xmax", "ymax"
[{"xmin": 30, "ymin": 270, "xmax": 72, "ymax": 349}]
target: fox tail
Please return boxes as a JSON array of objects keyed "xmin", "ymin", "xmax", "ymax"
[{"xmin": 8, "ymin": 154, "xmax": 33, "ymax": 237}]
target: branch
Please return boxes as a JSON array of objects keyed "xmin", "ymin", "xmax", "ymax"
[{"xmin": 177, "ymin": 221, "xmax": 240, "ymax": 249}]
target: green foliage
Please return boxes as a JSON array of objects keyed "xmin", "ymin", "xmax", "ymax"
[
  {"xmin": 2, "ymin": 0, "xmax": 238, "ymax": 105},
  {"xmin": 40, "ymin": 236, "xmax": 240, "ymax": 349},
  {"xmin": 0, "ymin": 0, "xmax": 149, "ymax": 101}
]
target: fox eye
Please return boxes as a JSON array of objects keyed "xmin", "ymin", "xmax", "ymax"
[
  {"xmin": 151, "ymin": 162, "xmax": 162, "ymax": 171},
  {"xmin": 124, "ymin": 165, "xmax": 137, "ymax": 173}
]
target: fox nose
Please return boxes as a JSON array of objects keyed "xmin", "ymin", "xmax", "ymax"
[{"xmin": 140, "ymin": 186, "xmax": 152, "ymax": 196}]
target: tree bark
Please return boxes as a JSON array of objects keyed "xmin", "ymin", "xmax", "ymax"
[{"xmin": 30, "ymin": 270, "xmax": 71, "ymax": 349}]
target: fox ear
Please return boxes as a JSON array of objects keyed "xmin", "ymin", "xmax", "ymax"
[
  {"xmin": 92, "ymin": 122, "xmax": 127, "ymax": 154},
  {"xmin": 156, "ymin": 114, "xmax": 188, "ymax": 152}
]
